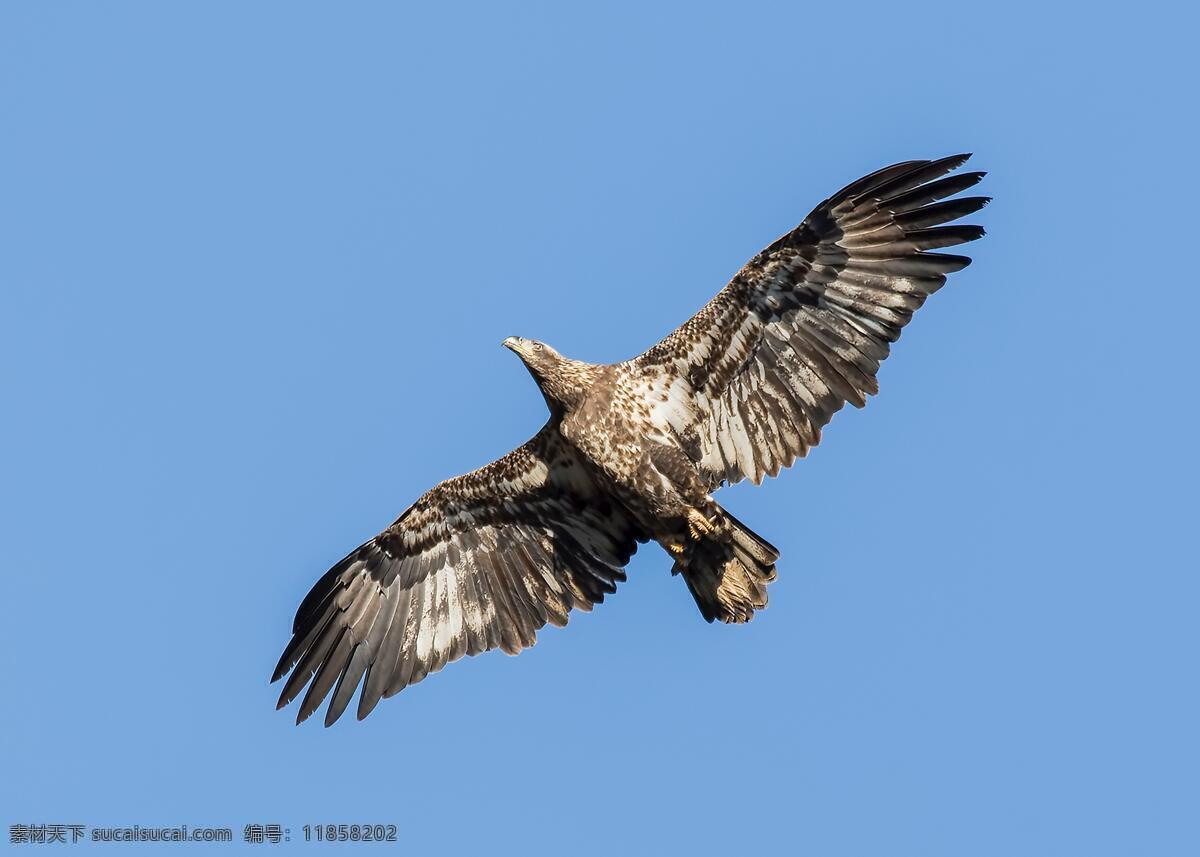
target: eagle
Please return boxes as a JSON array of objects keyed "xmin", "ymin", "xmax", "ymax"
[{"xmin": 273, "ymin": 154, "xmax": 988, "ymax": 725}]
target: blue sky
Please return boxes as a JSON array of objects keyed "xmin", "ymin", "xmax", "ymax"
[{"xmin": 2, "ymin": 2, "xmax": 1196, "ymax": 854}]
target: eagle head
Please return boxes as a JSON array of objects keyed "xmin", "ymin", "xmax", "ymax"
[
  {"xmin": 502, "ymin": 336, "xmax": 591, "ymax": 410},
  {"xmin": 502, "ymin": 336, "xmax": 561, "ymax": 365}
]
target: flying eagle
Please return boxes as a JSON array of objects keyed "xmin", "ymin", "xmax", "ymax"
[{"xmin": 273, "ymin": 154, "xmax": 988, "ymax": 725}]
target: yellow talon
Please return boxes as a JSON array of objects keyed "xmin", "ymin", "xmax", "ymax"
[
  {"xmin": 666, "ymin": 541, "xmax": 686, "ymax": 556},
  {"xmin": 687, "ymin": 509, "xmax": 714, "ymax": 540}
]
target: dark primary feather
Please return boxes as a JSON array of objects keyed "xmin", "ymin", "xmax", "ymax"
[
  {"xmin": 272, "ymin": 424, "xmax": 644, "ymax": 725},
  {"xmin": 635, "ymin": 154, "xmax": 988, "ymax": 488}
]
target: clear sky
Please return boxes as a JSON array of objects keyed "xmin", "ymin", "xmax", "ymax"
[{"xmin": 2, "ymin": 2, "xmax": 1196, "ymax": 854}]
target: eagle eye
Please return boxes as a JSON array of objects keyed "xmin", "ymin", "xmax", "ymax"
[{"xmin": 533, "ymin": 343, "xmax": 543, "ymax": 352}]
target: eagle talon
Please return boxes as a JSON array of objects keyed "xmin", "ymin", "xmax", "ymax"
[
  {"xmin": 687, "ymin": 509, "xmax": 715, "ymax": 540},
  {"xmin": 666, "ymin": 541, "xmax": 686, "ymax": 557}
]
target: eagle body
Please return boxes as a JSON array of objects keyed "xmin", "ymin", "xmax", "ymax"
[
  {"xmin": 273, "ymin": 154, "xmax": 989, "ymax": 725},
  {"xmin": 558, "ymin": 360, "xmax": 709, "ymax": 531}
]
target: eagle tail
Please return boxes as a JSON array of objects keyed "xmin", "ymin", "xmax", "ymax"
[{"xmin": 677, "ymin": 507, "xmax": 779, "ymax": 624}]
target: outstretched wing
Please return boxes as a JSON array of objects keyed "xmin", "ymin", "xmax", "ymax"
[
  {"xmin": 272, "ymin": 424, "xmax": 644, "ymax": 725},
  {"xmin": 634, "ymin": 154, "xmax": 987, "ymax": 489}
]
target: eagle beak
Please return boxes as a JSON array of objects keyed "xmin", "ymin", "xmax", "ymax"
[{"xmin": 502, "ymin": 336, "xmax": 520, "ymax": 353}]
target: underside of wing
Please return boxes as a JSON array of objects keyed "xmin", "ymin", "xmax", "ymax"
[
  {"xmin": 271, "ymin": 425, "xmax": 644, "ymax": 725},
  {"xmin": 635, "ymin": 154, "xmax": 988, "ymax": 488}
]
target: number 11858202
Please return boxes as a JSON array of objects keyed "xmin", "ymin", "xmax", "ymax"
[{"xmin": 302, "ymin": 824, "xmax": 397, "ymax": 842}]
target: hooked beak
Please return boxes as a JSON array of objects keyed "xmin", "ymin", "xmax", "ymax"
[{"xmin": 502, "ymin": 336, "xmax": 521, "ymax": 353}]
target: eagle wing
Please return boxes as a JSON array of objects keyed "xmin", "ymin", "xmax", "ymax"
[
  {"xmin": 272, "ymin": 424, "xmax": 643, "ymax": 725},
  {"xmin": 633, "ymin": 154, "xmax": 988, "ymax": 489}
]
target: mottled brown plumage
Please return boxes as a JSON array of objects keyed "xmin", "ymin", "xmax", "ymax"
[{"xmin": 273, "ymin": 154, "xmax": 988, "ymax": 724}]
